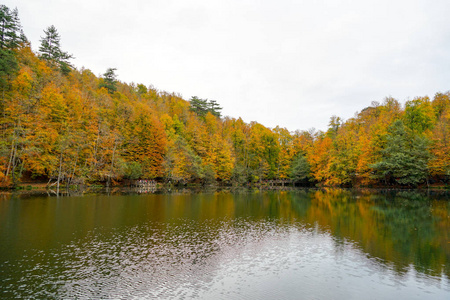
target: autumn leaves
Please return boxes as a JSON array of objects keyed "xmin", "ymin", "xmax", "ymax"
[{"xmin": 1, "ymin": 4, "xmax": 449, "ymax": 188}]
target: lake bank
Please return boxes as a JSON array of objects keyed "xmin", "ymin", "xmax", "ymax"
[{"xmin": 3, "ymin": 178, "xmax": 450, "ymax": 193}]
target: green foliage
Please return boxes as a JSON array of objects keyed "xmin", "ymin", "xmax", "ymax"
[
  {"xmin": 163, "ymin": 136, "xmax": 204, "ymax": 184},
  {"xmin": 0, "ymin": 5, "xmax": 23, "ymax": 50},
  {"xmin": 290, "ymin": 155, "xmax": 311, "ymax": 182},
  {"xmin": 0, "ymin": 3, "xmax": 448, "ymax": 189},
  {"xmin": 0, "ymin": 5, "xmax": 23, "ymax": 91},
  {"xmin": 327, "ymin": 115, "xmax": 342, "ymax": 139},
  {"xmin": 99, "ymin": 68, "xmax": 117, "ymax": 94},
  {"xmin": 371, "ymin": 120, "xmax": 432, "ymax": 186},
  {"xmin": 39, "ymin": 25, "xmax": 73, "ymax": 72},
  {"xmin": 124, "ymin": 161, "xmax": 143, "ymax": 180},
  {"xmin": 136, "ymin": 83, "xmax": 147, "ymax": 95},
  {"xmin": 189, "ymin": 96, "xmax": 208, "ymax": 116},
  {"xmin": 260, "ymin": 129, "xmax": 279, "ymax": 179},
  {"xmin": 0, "ymin": 47, "xmax": 18, "ymax": 90},
  {"xmin": 208, "ymin": 100, "xmax": 222, "ymax": 117},
  {"xmin": 231, "ymin": 164, "xmax": 247, "ymax": 185},
  {"xmin": 203, "ymin": 164, "xmax": 216, "ymax": 184},
  {"xmin": 432, "ymin": 92, "xmax": 450, "ymax": 117},
  {"xmin": 404, "ymin": 97, "xmax": 434, "ymax": 133},
  {"xmin": 59, "ymin": 61, "xmax": 71, "ymax": 76},
  {"xmin": 189, "ymin": 96, "xmax": 222, "ymax": 117}
]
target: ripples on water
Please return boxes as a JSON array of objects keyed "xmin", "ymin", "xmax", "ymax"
[
  {"xmin": 1, "ymin": 191, "xmax": 449, "ymax": 299},
  {"xmin": 2, "ymin": 218, "xmax": 448, "ymax": 299}
]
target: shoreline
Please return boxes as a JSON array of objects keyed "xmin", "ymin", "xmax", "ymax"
[{"xmin": 2, "ymin": 181, "xmax": 449, "ymax": 194}]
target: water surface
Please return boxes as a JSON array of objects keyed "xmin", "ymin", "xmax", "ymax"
[{"xmin": 0, "ymin": 189, "xmax": 449, "ymax": 299}]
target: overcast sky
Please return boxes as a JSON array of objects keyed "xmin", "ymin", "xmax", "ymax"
[{"xmin": 5, "ymin": 0, "xmax": 450, "ymax": 131}]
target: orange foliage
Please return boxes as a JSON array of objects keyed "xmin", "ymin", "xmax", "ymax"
[{"xmin": 1, "ymin": 41, "xmax": 449, "ymax": 187}]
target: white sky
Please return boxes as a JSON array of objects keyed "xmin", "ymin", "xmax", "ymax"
[{"xmin": 5, "ymin": 0, "xmax": 450, "ymax": 131}]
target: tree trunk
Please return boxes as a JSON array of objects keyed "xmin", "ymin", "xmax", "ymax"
[
  {"xmin": 57, "ymin": 150, "xmax": 63, "ymax": 195},
  {"xmin": 68, "ymin": 150, "xmax": 79, "ymax": 188},
  {"xmin": 5, "ymin": 137, "xmax": 15, "ymax": 178},
  {"xmin": 93, "ymin": 129, "xmax": 100, "ymax": 169},
  {"xmin": 11, "ymin": 156, "xmax": 17, "ymax": 186},
  {"xmin": 107, "ymin": 140, "xmax": 117, "ymax": 188}
]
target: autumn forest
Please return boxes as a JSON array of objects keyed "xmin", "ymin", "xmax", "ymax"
[{"xmin": 1, "ymin": 5, "xmax": 450, "ymax": 189}]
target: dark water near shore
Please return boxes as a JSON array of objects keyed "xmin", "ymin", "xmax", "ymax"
[{"xmin": 0, "ymin": 189, "xmax": 449, "ymax": 299}]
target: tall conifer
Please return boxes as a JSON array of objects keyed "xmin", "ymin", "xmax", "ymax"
[{"xmin": 39, "ymin": 25, "xmax": 73, "ymax": 74}]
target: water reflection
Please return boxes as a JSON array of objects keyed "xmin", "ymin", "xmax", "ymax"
[{"xmin": 0, "ymin": 189, "xmax": 449, "ymax": 299}]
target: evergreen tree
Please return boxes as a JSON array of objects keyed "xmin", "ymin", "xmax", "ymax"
[
  {"xmin": 99, "ymin": 68, "xmax": 118, "ymax": 94},
  {"xmin": 208, "ymin": 100, "xmax": 222, "ymax": 117},
  {"xmin": 290, "ymin": 155, "xmax": 311, "ymax": 183},
  {"xmin": 0, "ymin": 5, "xmax": 23, "ymax": 94},
  {"xmin": 371, "ymin": 120, "xmax": 432, "ymax": 186},
  {"xmin": 0, "ymin": 5, "xmax": 22, "ymax": 50},
  {"xmin": 39, "ymin": 25, "xmax": 73, "ymax": 74},
  {"xmin": 0, "ymin": 48, "xmax": 17, "ymax": 91},
  {"xmin": 189, "ymin": 96, "xmax": 208, "ymax": 117},
  {"xmin": 189, "ymin": 96, "xmax": 222, "ymax": 118}
]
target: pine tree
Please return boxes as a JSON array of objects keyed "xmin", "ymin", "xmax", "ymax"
[
  {"xmin": 0, "ymin": 5, "xmax": 24, "ymax": 94},
  {"xmin": 189, "ymin": 96, "xmax": 208, "ymax": 117},
  {"xmin": 208, "ymin": 100, "xmax": 222, "ymax": 117},
  {"xmin": 39, "ymin": 25, "xmax": 73, "ymax": 74},
  {"xmin": 0, "ymin": 5, "xmax": 22, "ymax": 50},
  {"xmin": 189, "ymin": 96, "xmax": 222, "ymax": 118},
  {"xmin": 99, "ymin": 68, "xmax": 118, "ymax": 94}
]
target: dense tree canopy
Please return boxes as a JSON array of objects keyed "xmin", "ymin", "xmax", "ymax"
[
  {"xmin": 1, "ymin": 4, "xmax": 449, "ymax": 188},
  {"xmin": 371, "ymin": 120, "xmax": 431, "ymax": 186}
]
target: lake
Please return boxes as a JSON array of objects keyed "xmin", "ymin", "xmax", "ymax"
[{"xmin": 0, "ymin": 189, "xmax": 449, "ymax": 299}]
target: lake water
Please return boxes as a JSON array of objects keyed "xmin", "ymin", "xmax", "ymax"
[{"xmin": 0, "ymin": 189, "xmax": 449, "ymax": 299}]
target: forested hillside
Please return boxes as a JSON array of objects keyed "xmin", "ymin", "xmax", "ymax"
[{"xmin": 1, "ymin": 5, "xmax": 449, "ymax": 188}]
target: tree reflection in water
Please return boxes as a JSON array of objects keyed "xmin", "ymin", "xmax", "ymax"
[{"xmin": 0, "ymin": 189, "xmax": 448, "ymax": 298}]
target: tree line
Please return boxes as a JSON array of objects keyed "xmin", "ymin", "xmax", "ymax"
[{"xmin": 1, "ymin": 5, "xmax": 449, "ymax": 189}]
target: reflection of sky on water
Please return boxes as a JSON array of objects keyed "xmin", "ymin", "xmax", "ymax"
[
  {"xmin": 3, "ymin": 218, "xmax": 448, "ymax": 299},
  {"xmin": 0, "ymin": 190, "xmax": 449, "ymax": 299}
]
